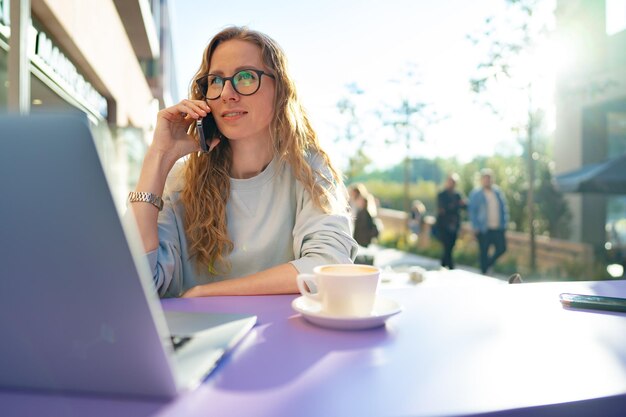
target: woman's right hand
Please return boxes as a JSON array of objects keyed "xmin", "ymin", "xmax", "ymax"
[
  {"xmin": 150, "ymin": 99, "xmax": 213, "ymax": 164},
  {"xmin": 132, "ymin": 99, "xmax": 216, "ymax": 253}
]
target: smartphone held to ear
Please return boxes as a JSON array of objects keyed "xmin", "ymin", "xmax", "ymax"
[{"xmin": 196, "ymin": 114, "xmax": 219, "ymax": 153}]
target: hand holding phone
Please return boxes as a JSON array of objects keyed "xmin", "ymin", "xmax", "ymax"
[
  {"xmin": 196, "ymin": 113, "xmax": 220, "ymax": 153},
  {"xmin": 559, "ymin": 293, "xmax": 626, "ymax": 313}
]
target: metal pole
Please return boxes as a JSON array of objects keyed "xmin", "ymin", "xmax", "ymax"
[
  {"xmin": 7, "ymin": 0, "xmax": 31, "ymax": 114},
  {"xmin": 527, "ymin": 85, "xmax": 536, "ymax": 271},
  {"xmin": 404, "ymin": 116, "xmax": 411, "ymax": 236}
]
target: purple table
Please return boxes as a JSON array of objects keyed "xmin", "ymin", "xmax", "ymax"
[{"xmin": 3, "ymin": 272, "xmax": 626, "ymax": 416}]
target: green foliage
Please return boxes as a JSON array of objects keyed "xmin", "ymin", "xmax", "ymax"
[
  {"xmin": 534, "ymin": 160, "xmax": 572, "ymax": 238},
  {"xmin": 334, "ymin": 3, "xmax": 572, "ymax": 241},
  {"xmin": 350, "ymin": 158, "xmax": 444, "ymax": 184},
  {"xmin": 344, "ymin": 148, "xmax": 372, "ymax": 180},
  {"xmin": 351, "ymin": 149, "xmax": 572, "ymax": 240},
  {"xmin": 354, "ymin": 179, "xmax": 438, "ymax": 213}
]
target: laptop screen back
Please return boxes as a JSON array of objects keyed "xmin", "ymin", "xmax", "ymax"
[{"xmin": 0, "ymin": 112, "xmax": 180, "ymax": 397}]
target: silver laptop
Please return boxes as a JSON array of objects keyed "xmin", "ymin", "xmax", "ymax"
[{"xmin": 0, "ymin": 112, "xmax": 256, "ymax": 399}]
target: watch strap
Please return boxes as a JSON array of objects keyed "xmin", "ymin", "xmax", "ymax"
[{"xmin": 128, "ymin": 191, "xmax": 164, "ymax": 211}]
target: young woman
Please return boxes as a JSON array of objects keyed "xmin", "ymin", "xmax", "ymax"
[{"xmin": 129, "ymin": 27, "xmax": 357, "ymax": 298}]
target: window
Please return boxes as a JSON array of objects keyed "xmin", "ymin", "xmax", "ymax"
[{"xmin": 606, "ymin": 0, "xmax": 626, "ymax": 35}]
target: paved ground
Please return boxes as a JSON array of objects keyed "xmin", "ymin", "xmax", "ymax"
[{"xmin": 357, "ymin": 244, "xmax": 509, "ymax": 281}]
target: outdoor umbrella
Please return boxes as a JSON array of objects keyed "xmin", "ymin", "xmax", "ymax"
[{"xmin": 555, "ymin": 153, "xmax": 626, "ymax": 194}]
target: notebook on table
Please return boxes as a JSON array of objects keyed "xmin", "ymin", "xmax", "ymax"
[{"xmin": 0, "ymin": 112, "xmax": 256, "ymax": 399}]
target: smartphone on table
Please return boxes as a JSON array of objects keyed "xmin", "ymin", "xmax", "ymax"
[
  {"xmin": 559, "ymin": 293, "xmax": 626, "ymax": 313},
  {"xmin": 196, "ymin": 113, "xmax": 219, "ymax": 153}
]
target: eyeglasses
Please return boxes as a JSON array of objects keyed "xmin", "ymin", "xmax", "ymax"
[{"xmin": 196, "ymin": 68, "xmax": 275, "ymax": 100}]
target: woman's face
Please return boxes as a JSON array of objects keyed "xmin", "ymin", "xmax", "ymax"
[{"xmin": 207, "ymin": 39, "xmax": 275, "ymax": 143}]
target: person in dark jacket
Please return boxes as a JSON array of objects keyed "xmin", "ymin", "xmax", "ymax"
[{"xmin": 436, "ymin": 173, "xmax": 466, "ymax": 269}]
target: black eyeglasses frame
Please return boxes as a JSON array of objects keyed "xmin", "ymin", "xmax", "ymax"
[{"xmin": 195, "ymin": 68, "xmax": 275, "ymax": 100}]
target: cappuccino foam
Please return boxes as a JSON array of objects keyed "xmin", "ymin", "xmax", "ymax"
[{"xmin": 319, "ymin": 265, "xmax": 378, "ymax": 276}]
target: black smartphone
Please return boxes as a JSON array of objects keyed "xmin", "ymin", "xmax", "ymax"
[
  {"xmin": 196, "ymin": 113, "xmax": 219, "ymax": 153},
  {"xmin": 559, "ymin": 293, "xmax": 626, "ymax": 313}
]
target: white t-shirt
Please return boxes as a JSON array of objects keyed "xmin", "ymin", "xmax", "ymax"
[{"xmin": 483, "ymin": 188, "xmax": 501, "ymax": 230}]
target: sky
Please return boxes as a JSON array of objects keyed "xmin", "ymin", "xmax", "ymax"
[{"xmin": 169, "ymin": 0, "xmax": 554, "ymax": 170}]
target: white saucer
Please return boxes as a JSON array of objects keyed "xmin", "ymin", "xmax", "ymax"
[{"xmin": 291, "ymin": 296, "xmax": 402, "ymax": 330}]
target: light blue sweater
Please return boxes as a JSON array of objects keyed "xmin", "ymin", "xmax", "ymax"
[
  {"xmin": 147, "ymin": 154, "xmax": 358, "ymax": 297},
  {"xmin": 468, "ymin": 186, "xmax": 508, "ymax": 234}
]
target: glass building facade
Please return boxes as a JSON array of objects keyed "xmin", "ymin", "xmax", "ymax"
[
  {"xmin": 0, "ymin": 0, "xmax": 177, "ymax": 209},
  {"xmin": 554, "ymin": 0, "xmax": 626, "ymax": 266}
]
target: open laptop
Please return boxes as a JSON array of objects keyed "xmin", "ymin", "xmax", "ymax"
[{"xmin": 0, "ymin": 112, "xmax": 256, "ymax": 399}]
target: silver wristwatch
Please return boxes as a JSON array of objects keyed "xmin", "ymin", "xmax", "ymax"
[{"xmin": 128, "ymin": 191, "xmax": 164, "ymax": 211}]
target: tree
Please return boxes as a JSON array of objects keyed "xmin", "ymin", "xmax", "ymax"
[
  {"xmin": 353, "ymin": 157, "xmax": 443, "ymax": 184},
  {"xmin": 531, "ymin": 133, "xmax": 572, "ymax": 238},
  {"xmin": 335, "ymin": 83, "xmax": 372, "ymax": 181},
  {"xmin": 468, "ymin": 0, "xmax": 567, "ymax": 270},
  {"xmin": 379, "ymin": 65, "xmax": 442, "ymax": 233}
]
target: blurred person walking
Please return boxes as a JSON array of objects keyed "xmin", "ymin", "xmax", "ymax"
[
  {"xmin": 469, "ymin": 169, "xmax": 509, "ymax": 274},
  {"xmin": 408, "ymin": 199, "xmax": 426, "ymax": 237},
  {"xmin": 435, "ymin": 173, "xmax": 466, "ymax": 269},
  {"xmin": 349, "ymin": 183, "xmax": 379, "ymax": 248}
]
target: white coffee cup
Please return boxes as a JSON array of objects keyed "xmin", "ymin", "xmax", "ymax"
[{"xmin": 296, "ymin": 264, "xmax": 380, "ymax": 317}]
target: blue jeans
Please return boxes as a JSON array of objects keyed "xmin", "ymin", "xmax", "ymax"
[{"xmin": 477, "ymin": 229, "xmax": 507, "ymax": 274}]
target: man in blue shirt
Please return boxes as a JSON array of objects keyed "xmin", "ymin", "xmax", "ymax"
[{"xmin": 469, "ymin": 169, "xmax": 509, "ymax": 274}]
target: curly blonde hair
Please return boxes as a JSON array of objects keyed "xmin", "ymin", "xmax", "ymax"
[{"xmin": 182, "ymin": 26, "xmax": 343, "ymax": 273}]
